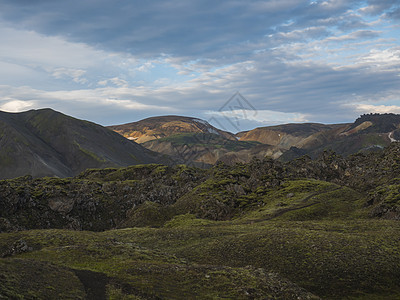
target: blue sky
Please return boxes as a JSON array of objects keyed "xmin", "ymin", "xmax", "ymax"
[{"xmin": 0, "ymin": 0, "xmax": 399, "ymax": 132}]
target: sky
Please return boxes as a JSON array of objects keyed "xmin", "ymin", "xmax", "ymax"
[{"xmin": 0, "ymin": 0, "xmax": 399, "ymax": 132}]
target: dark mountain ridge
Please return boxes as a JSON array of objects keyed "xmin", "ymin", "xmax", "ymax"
[
  {"xmin": 0, "ymin": 108, "xmax": 163, "ymax": 179},
  {"xmin": 350, "ymin": 113, "xmax": 400, "ymax": 132}
]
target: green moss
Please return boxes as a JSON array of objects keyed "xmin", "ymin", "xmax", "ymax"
[
  {"xmin": 154, "ymin": 165, "xmax": 168, "ymax": 175},
  {"xmin": 164, "ymin": 214, "xmax": 215, "ymax": 228},
  {"xmin": 154, "ymin": 132, "xmax": 260, "ymax": 152},
  {"xmin": 78, "ymin": 164, "xmax": 165, "ymax": 182},
  {"xmin": 120, "ymin": 201, "xmax": 174, "ymax": 228},
  {"xmin": 375, "ymin": 185, "xmax": 400, "ymax": 205},
  {"xmin": 0, "ymin": 146, "xmax": 14, "ymax": 166},
  {"xmin": 107, "ymin": 285, "xmax": 143, "ymax": 299},
  {"xmin": 361, "ymin": 133, "xmax": 389, "ymax": 148},
  {"xmin": 4, "ymin": 147, "xmax": 400, "ymax": 298},
  {"xmin": 2, "ymin": 220, "xmax": 400, "ymax": 299},
  {"xmin": 0, "ymin": 258, "xmax": 86, "ymax": 299},
  {"xmin": 74, "ymin": 141, "xmax": 107, "ymax": 163},
  {"xmin": 236, "ymin": 180, "xmax": 367, "ymax": 222}
]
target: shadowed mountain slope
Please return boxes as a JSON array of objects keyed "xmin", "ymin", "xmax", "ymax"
[
  {"xmin": 0, "ymin": 109, "xmax": 163, "ymax": 179},
  {"xmin": 142, "ymin": 132, "xmax": 262, "ymax": 165}
]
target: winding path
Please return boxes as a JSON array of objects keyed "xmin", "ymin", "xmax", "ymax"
[{"xmin": 388, "ymin": 131, "xmax": 398, "ymax": 143}]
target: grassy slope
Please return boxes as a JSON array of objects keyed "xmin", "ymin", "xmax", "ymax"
[
  {"xmin": 1, "ymin": 180, "xmax": 400, "ymax": 299},
  {"xmin": 151, "ymin": 133, "xmax": 260, "ymax": 151},
  {"xmin": 0, "ymin": 228, "xmax": 318, "ymax": 299},
  {"xmin": 1, "ymin": 218, "xmax": 400, "ymax": 299}
]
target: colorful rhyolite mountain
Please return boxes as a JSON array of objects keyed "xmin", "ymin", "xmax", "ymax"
[
  {"xmin": 110, "ymin": 113, "xmax": 400, "ymax": 164},
  {"xmin": 108, "ymin": 115, "xmax": 235, "ymax": 143}
]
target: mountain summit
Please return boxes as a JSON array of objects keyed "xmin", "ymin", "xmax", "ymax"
[
  {"xmin": 108, "ymin": 115, "xmax": 235, "ymax": 143},
  {"xmin": 0, "ymin": 109, "xmax": 162, "ymax": 179}
]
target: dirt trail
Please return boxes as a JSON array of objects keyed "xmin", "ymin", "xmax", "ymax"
[
  {"xmin": 74, "ymin": 269, "xmax": 108, "ymax": 300},
  {"xmin": 388, "ymin": 131, "xmax": 398, "ymax": 143}
]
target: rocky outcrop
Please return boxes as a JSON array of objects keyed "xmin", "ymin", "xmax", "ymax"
[
  {"xmin": 0, "ymin": 165, "xmax": 208, "ymax": 232},
  {"xmin": 2, "ymin": 142, "xmax": 400, "ymax": 232}
]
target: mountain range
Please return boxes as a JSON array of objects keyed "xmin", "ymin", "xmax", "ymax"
[
  {"xmin": 0, "ymin": 109, "xmax": 400, "ymax": 179},
  {"xmin": 109, "ymin": 112, "xmax": 400, "ymax": 165}
]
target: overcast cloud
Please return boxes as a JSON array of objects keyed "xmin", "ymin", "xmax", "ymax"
[{"xmin": 0, "ymin": 0, "xmax": 399, "ymax": 131}]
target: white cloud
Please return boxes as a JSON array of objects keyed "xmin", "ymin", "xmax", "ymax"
[
  {"xmin": 0, "ymin": 100, "xmax": 34, "ymax": 112},
  {"xmin": 207, "ymin": 109, "xmax": 309, "ymax": 126},
  {"xmin": 0, "ymin": 24, "xmax": 105, "ymax": 69},
  {"xmin": 359, "ymin": 3, "xmax": 395, "ymax": 16},
  {"xmin": 351, "ymin": 103, "xmax": 400, "ymax": 114},
  {"xmin": 97, "ymin": 77, "xmax": 128, "ymax": 87},
  {"xmin": 51, "ymin": 68, "xmax": 87, "ymax": 84},
  {"xmin": 326, "ymin": 30, "xmax": 381, "ymax": 41},
  {"xmin": 135, "ymin": 61, "xmax": 155, "ymax": 72},
  {"xmin": 274, "ymin": 26, "xmax": 328, "ymax": 41},
  {"xmin": 0, "ymin": 85, "xmax": 178, "ymax": 116},
  {"xmin": 0, "ymin": 1, "xmax": 399, "ymax": 129},
  {"xmin": 359, "ymin": 48, "xmax": 400, "ymax": 67}
]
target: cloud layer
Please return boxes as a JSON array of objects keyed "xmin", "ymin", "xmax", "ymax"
[{"xmin": 0, "ymin": 0, "xmax": 399, "ymax": 131}]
